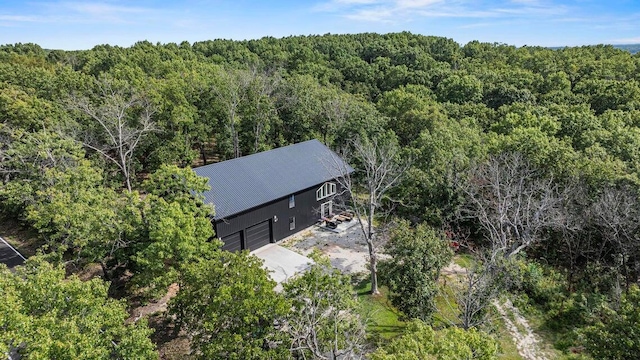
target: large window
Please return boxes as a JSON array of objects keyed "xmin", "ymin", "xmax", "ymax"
[
  {"xmin": 289, "ymin": 194, "xmax": 295, "ymax": 208},
  {"xmin": 316, "ymin": 182, "xmax": 336, "ymax": 201}
]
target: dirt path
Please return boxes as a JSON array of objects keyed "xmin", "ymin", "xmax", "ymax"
[
  {"xmin": 493, "ymin": 299, "xmax": 547, "ymax": 360},
  {"xmin": 441, "ymin": 261, "xmax": 467, "ymax": 276}
]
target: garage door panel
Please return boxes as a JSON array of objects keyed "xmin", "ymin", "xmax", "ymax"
[
  {"xmin": 221, "ymin": 232, "xmax": 242, "ymax": 252},
  {"xmin": 245, "ymin": 220, "xmax": 271, "ymax": 250}
]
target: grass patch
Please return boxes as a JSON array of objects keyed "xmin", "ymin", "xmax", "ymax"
[
  {"xmin": 453, "ymin": 253, "xmax": 474, "ymax": 268},
  {"xmin": 489, "ymin": 307, "xmax": 523, "ymax": 360},
  {"xmin": 354, "ymin": 278, "xmax": 405, "ymax": 341},
  {"xmin": 433, "ymin": 277, "xmax": 460, "ymax": 328},
  {"xmin": 513, "ymin": 296, "xmax": 591, "ymax": 360}
]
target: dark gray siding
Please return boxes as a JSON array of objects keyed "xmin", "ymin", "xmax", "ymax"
[{"xmin": 214, "ymin": 181, "xmax": 335, "ymax": 245}]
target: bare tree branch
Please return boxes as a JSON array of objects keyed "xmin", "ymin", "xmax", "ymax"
[
  {"xmin": 66, "ymin": 77, "xmax": 157, "ymax": 192},
  {"xmin": 324, "ymin": 135, "xmax": 410, "ymax": 295},
  {"xmin": 457, "ymin": 152, "xmax": 563, "ymax": 261}
]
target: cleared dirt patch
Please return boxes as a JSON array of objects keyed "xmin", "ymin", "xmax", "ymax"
[
  {"xmin": 283, "ymin": 220, "xmax": 371, "ymax": 274},
  {"xmin": 493, "ymin": 298, "xmax": 547, "ymax": 360}
]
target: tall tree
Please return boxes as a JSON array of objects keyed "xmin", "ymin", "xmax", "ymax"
[
  {"xmin": 68, "ymin": 76, "xmax": 156, "ymax": 192},
  {"xmin": 591, "ymin": 185, "xmax": 640, "ymax": 289},
  {"xmin": 211, "ymin": 67, "xmax": 256, "ymax": 159},
  {"xmin": 329, "ymin": 133, "xmax": 409, "ymax": 295},
  {"xmin": 133, "ymin": 165, "xmax": 216, "ymax": 295},
  {"xmin": 168, "ymin": 252, "xmax": 289, "ymax": 359},
  {"xmin": 457, "ymin": 152, "xmax": 563, "ymax": 260},
  {"xmin": 379, "ymin": 220, "xmax": 453, "ymax": 321},
  {"xmin": 0, "ymin": 258, "xmax": 157, "ymax": 360}
]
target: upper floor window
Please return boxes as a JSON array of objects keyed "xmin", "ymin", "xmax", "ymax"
[
  {"xmin": 289, "ymin": 194, "xmax": 295, "ymax": 208},
  {"xmin": 316, "ymin": 182, "xmax": 336, "ymax": 201}
]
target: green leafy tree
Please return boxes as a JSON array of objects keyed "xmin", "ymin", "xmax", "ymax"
[
  {"xmin": 0, "ymin": 129, "xmax": 85, "ymax": 215},
  {"xmin": 133, "ymin": 165, "xmax": 216, "ymax": 294},
  {"xmin": 168, "ymin": 252, "xmax": 289, "ymax": 359},
  {"xmin": 0, "ymin": 129, "xmax": 133, "ymax": 273},
  {"xmin": 379, "ymin": 220, "xmax": 453, "ymax": 321},
  {"xmin": 397, "ymin": 115, "xmax": 485, "ymax": 225},
  {"xmin": 581, "ymin": 285, "xmax": 640, "ymax": 359},
  {"xmin": 0, "ymin": 258, "xmax": 157, "ymax": 360},
  {"xmin": 370, "ymin": 320, "xmax": 499, "ymax": 360},
  {"xmin": 436, "ymin": 74, "xmax": 483, "ymax": 104}
]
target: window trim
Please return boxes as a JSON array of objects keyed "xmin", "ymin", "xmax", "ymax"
[
  {"xmin": 316, "ymin": 182, "xmax": 337, "ymax": 201},
  {"xmin": 321, "ymin": 201, "xmax": 333, "ymax": 218}
]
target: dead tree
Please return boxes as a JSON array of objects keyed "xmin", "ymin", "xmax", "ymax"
[
  {"xmin": 440, "ymin": 229, "xmax": 502, "ymax": 330},
  {"xmin": 591, "ymin": 185, "xmax": 640, "ymax": 289},
  {"xmin": 457, "ymin": 152, "xmax": 563, "ymax": 261},
  {"xmin": 68, "ymin": 77, "xmax": 156, "ymax": 192},
  {"xmin": 327, "ymin": 135, "xmax": 409, "ymax": 295},
  {"xmin": 455, "ymin": 260, "xmax": 503, "ymax": 330}
]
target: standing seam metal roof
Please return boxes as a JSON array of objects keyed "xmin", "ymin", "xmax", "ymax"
[{"xmin": 193, "ymin": 139, "xmax": 353, "ymax": 220}]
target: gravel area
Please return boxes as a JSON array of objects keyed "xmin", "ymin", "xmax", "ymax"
[{"xmin": 282, "ymin": 220, "xmax": 371, "ymax": 274}]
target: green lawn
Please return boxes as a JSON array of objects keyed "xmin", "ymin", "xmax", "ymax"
[
  {"xmin": 453, "ymin": 253, "xmax": 474, "ymax": 268},
  {"xmin": 354, "ymin": 279, "xmax": 405, "ymax": 342},
  {"xmin": 433, "ymin": 278, "xmax": 460, "ymax": 328}
]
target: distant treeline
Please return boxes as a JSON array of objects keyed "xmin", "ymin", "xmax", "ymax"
[{"xmin": 551, "ymin": 43, "xmax": 640, "ymax": 54}]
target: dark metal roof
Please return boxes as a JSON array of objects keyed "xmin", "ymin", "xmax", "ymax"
[{"xmin": 194, "ymin": 139, "xmax": 353, "ymax": 220}]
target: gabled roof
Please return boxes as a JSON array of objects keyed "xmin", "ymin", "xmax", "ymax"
[{"xmin": 194, "ymin": 139, "xmax": 353, "ymax": 220}]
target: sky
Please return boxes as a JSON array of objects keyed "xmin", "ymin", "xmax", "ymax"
[{"xmin": 0, "ymin": 0, "xmax": 639, "ymax": 50}]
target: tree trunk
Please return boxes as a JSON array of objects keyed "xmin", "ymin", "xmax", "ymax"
[
  {"xmin": 231, "ymin": 116, "xmax": 240, "ymax": 159},
  {"xmin": 369, "ymin": 243, "xmax": 379, "ymax": 295},
  {"xmin": 368, "ymin": 199, "xmax": 380, "ymax": 295},
  {"xmin": 199, "ymin": 143, "xmax": 207, "ymax": 165}
]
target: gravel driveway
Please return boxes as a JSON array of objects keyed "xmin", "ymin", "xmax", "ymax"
[{"xmin": 282, "ymin": 220, "xmax": 371, "ymax": 274}]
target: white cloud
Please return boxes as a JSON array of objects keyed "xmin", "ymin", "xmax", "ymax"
[
  {"xmin": 314, "ymin": 0, "xmax": 570, "ymax": 23},
  {"xmin": 0, "ymin": 15, "xmax": 40, "ymax": 22},
  {"xmin": 608, "ymin": 37, "xmax": 640, "ymax": 44},
  {"xmin": 336, "ymin": 0, "xmax": 381, "ymax": 4},
  {"xmin": 344, "ymin": 6, "xmax": 395, "ymax": 22},
  {"xmin": 62, "ymin": 2, "xmax": 150, "ymax": 16},
  {"xmin": 59, "ymin": 1, "xmax": 155, "ymax": 23},
  {"xmin": 0, "ymin": 1, "xmax": 160, "ymax": 25},
  {"xmin": 395, "ymin": 0, "xmax": 443, "ymax": 9}
]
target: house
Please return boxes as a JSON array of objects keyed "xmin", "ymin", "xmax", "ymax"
[{"xmin": 194, "ymin": 139, "xmax": 353, "ymax": 252}]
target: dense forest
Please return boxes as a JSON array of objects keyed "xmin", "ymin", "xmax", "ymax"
[{"xmin": 2, "ymin": 32, "xmax": 640, "ymax": 359}]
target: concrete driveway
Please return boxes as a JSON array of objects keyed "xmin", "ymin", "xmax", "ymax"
[
  {"xmin": 0, "ymin": 236, "xmax": 26, "ymax": 269},
  {"xmin": 252, "ymin": 243, "xmax": 313, "ymax": 287}
]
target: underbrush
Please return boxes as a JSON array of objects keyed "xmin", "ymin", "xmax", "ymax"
[{"xmin": 507, "ymin": 259, "xmax": 603, "ymax": 359}]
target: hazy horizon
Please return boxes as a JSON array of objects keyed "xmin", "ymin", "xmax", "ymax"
[{"xmin": 1, "ymin": 1, "xmax": 639, "ymax": 51}]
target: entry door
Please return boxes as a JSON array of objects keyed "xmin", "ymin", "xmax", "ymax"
[
  {"xmin": 244, "ymin": 220, "xmax": 272, "ymax": 250},
  {"xmin": 321, "ymin": 201, "xmax": 333, "ymax": 218}
]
